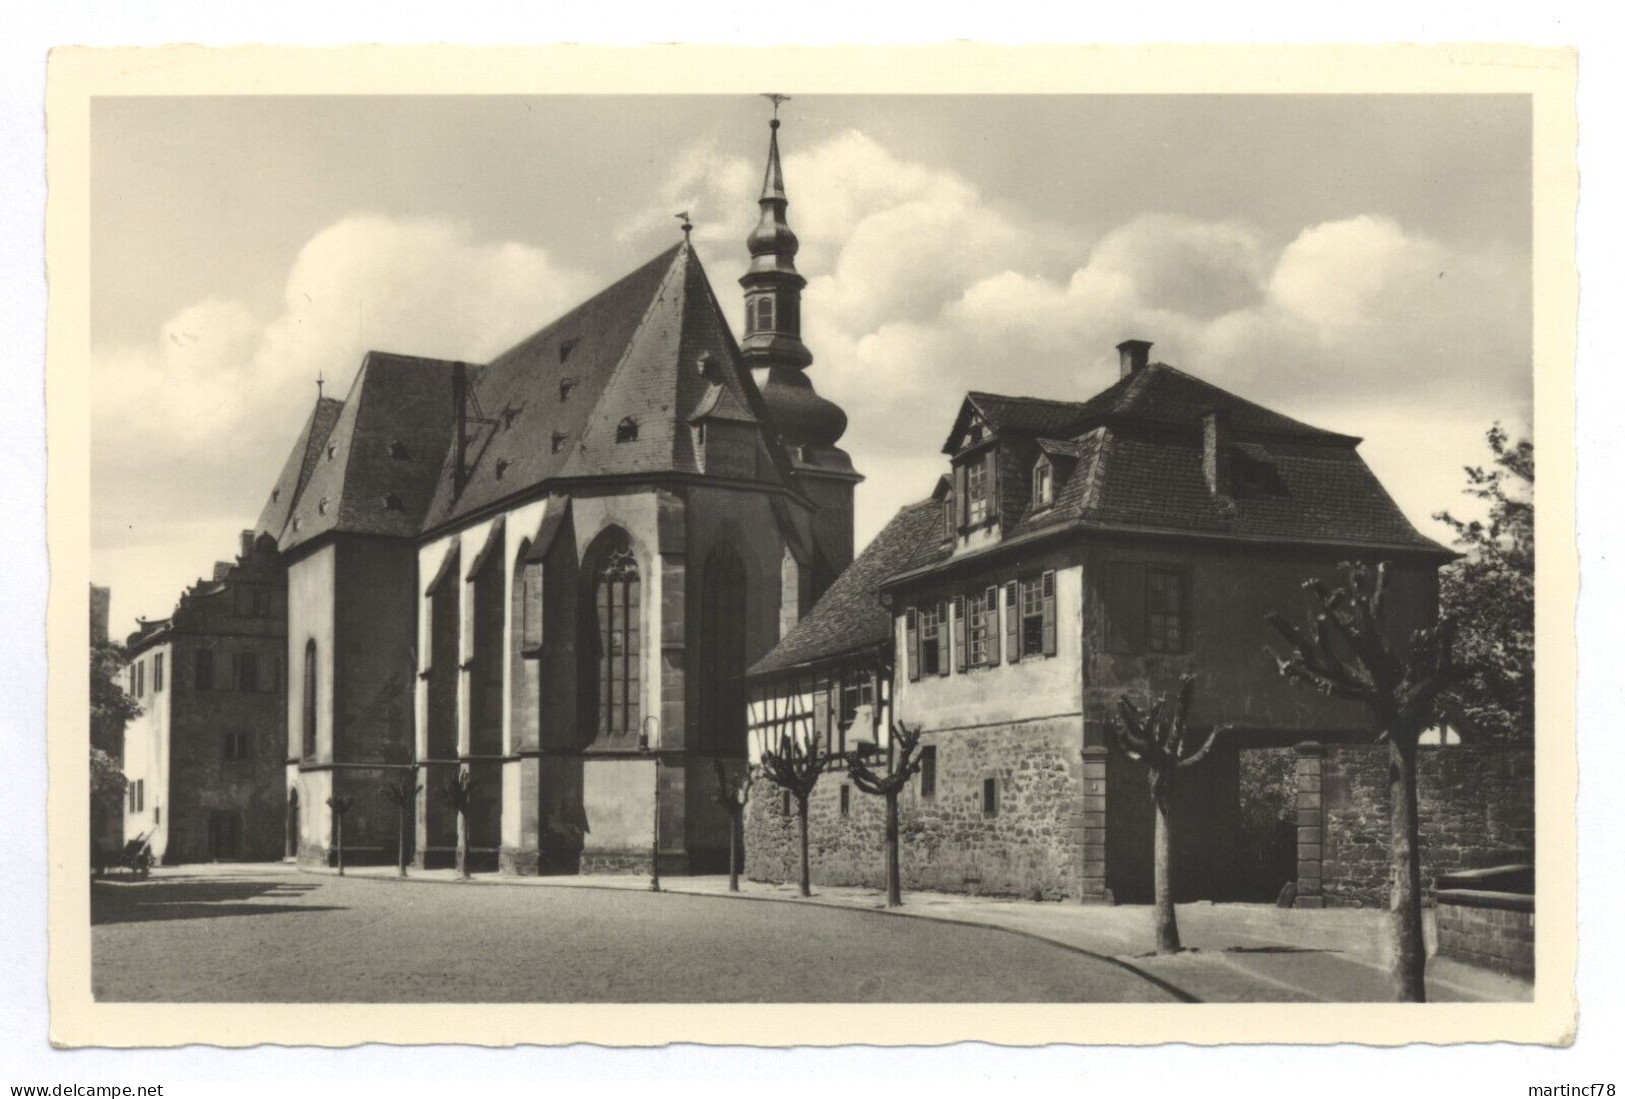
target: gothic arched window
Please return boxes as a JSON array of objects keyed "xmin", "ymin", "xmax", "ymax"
[
  {"xmin": 301, "ymin": 640, "xmax": 317, "ymax": 758},
  {"xmin": 587, "ymin": 531, "xmax": 641, "ymax": 738}
]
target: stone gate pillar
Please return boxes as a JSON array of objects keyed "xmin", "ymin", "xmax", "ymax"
[
  {"xmin": 1294, "ymin": 741, "xmax": 1325, "ymax": 908},
  {"xmin": 1080, "ymin": 745, "xmax": 1111, "ymax": 903}
]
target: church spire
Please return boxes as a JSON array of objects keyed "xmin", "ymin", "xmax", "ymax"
[{"xmin": 742, "ymin": 98, "xmax": 848, "ymax": 453}]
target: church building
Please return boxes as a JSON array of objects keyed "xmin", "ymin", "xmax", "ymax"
[{"xmin": 257, "ymin": 111, "xmax": 858, "ymax": 875}]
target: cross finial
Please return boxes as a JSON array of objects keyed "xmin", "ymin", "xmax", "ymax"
[
  {"xmin": 316, "ymin": 371, "xmax": 324, "ymax": 399},
  {"xmin": 675, "ymin": 210, "xmax": 692, "ymax": 238},
  {"xmin": 762, "ymin": 92, "xmax": 791, "ymax": 125}
]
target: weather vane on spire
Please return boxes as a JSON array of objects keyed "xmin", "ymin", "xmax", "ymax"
[
  {"xmin": 675, "ymin": 211, "xmax": 692, "ymax": 239},
  {"xmin": 762, "ymin": 93, "xmax": 791, "ymax": 121}
]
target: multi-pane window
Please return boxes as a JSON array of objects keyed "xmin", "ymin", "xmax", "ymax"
[
  {"xmin": 754, "ymin": 296, "xmax": 776, "ymax": 333},
  {"xmin": 1020, "ymin": 578, "xmax": 1059, "ymax": 656},
  {"xmin": 594, "ymin": 541, "xmax": 641, "ymax": 737},
  {"xmin": 918, "ymin": 745, "xmax": 937, "ymax": 800},
  {"xmin": 1033, "ymin": 458, "xmax": 1054, "ymax": 507},
  {"xmin": 918, "ymin": 603, "xmax": 944, "ymax": 676},
  {"xmin": 223, "ymin": 730, "xmax": 250, "ymax": 762},
  {"xmin": 1147, "ymin": 568, "xmax": 1186, "ymax": 653},
  {"xmin": 967, "ymin": 588, "xmax": 995, "ymax": 666},
  {"xmin": 840, "ymin": 670, "xmax": 874, "ymax": 728},
  {"xmin": 942, "ymin": 492, "xmax": 954, "ymax": 541},
  {"xmin": 154, "ymin": 652, "xmax": 165, "ymax": 692},
  {"xmin": 967, "ymin": 460, "xmax": 989, "ymax": 525},
  {"xmin": 195, "ymin": 649, "xmax": 214, "ymax": 691}
]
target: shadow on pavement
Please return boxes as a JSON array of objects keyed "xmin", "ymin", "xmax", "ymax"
[{"xmin": 92, "ymin": 877, "xmax": 338, "ymax": 926}]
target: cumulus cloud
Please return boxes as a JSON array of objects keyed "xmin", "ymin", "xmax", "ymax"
[
  {"xmin": 618, "ymin": 133, "xmax": 1530, "ymax": 552},
  {"xmin": 92, "ymin": 216, "xmax": 595, "ymax": 627}
]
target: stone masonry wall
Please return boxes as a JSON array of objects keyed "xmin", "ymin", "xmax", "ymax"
[
  {"xmin": 745, "ymin": 718, "xmax": 1083, "ymax": 900},
  {"xmin": 1320, "ymin": 745, "xmax": 1533, "ymax": 907}
]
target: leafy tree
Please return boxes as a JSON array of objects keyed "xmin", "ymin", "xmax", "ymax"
[
  {"xmin": 1110, "ymin": 676, "xmax": 1229, "ymax": 953},
  {"xmin": 759, "ymin": 731, "xmax": 836, "ymax": 897},
  {"xmin": 438, "ymin": 770, "xmax": 477, "ymax": 879},
  {"xmin": 327, "ymin": 795, "xmax": 354, "ymax": 875},
  {"xmin": 90, "ymin": 640, "xmax": 139, "ymax": 755},
  {"xmin": 710, "ymin": 758, "xmax": 754, "ymax": 893},
  {"xmin": 1433, "ymin": 424, "xmax": 1534, "ymax": 743},
  {"xmin": 1267, "ymin": 562, "xmax": 1455, "ymax": 1001},
  {"xmin": 844, "ymin": 722, "xmax": 926, "ymax": 908},
  {"xmin": 378, "ymin": 777, "xmax": 421, "ymax": 878}
]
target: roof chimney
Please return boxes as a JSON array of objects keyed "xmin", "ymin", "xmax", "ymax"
[
  {"xmin": 1203, "ymin": 407, "xmax": 1231, "ymax": 499},
  {"xmin": 239, "ymin": 529, "xmax": 255, "ymax": 559},
  {"xmin": 1117, "ymin": 339, "xmax": 1153, "ymax": 378}
]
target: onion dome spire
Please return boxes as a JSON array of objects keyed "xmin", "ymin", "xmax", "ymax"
[{"xmin": 742, "ymin": 97, "xmax": 848, "ymax": 452}]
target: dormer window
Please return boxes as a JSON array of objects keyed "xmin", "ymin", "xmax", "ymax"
[
  {"xmin": 560, "ymin": 378, "xmax": 576, "ymax": 402},
  {"xmin": 1033, "ymin": 456, "xmax": 1054, "ymax": 508},
  {"xmin": 326, "ymin": 444, "xmax": 337, "ymax": 460},
  {"xmin": 616, "ymin": 418, "xmax": 639, "ymax": 444},
  {"xmin": 551, "ymin": 431, "xmax": 567, "ymax": 454},
  {"xmin": 270, "ymin": 488, "xmax": 280, "ymax": 503},
  {"xmin": 494, "ymin": 458, "xmax": 511, "ymax": 480},
  {"xmin": 559, "ymin": 338, "xmax": 578, "ymax": 363},
  {"xmin": 967, "ymin": 460, "xmax": 990, "ymax": 525},
  {"xmin": 316, "ymin": 497, "xmax": 329, "ymax": 516}
]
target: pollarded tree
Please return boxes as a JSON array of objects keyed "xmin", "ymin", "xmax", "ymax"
[
  {"xmin": 711, "ymin": 758, "xmax": 754, "ymax": 893},
  {"xmin": 1266, "ymin": 561, "xmax": 1454, "ymax": 1002},
  {"xmin": 378, "ymin": 777, "xmax": 421, "ymax": 878},
  {"xmin": 1110, "ymin": 676, "xmax": 1230, "ymax": 954},
  {"xmin": 438, "ymin": 770, "xmax": 477, "ymax": 880},
  {"xmin": 326, "ymin": 795, "xmax": 354, "ymax": 876},
  {"xmin": 845, "ymin": 722, "xmax": 926, "ymax": 908},
  {"xmin": 759, "ymin": 731, "xmax": 836, "ymax": 898}
]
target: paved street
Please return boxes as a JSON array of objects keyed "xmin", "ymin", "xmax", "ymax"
[{"xmin": 91, "ymin": 865, "xmax": 1179, "ymax": 1002}]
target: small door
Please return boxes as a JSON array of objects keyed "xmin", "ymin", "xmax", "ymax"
[{"xmin": 208, "ymin": 810, "xmax": 243, "ymax": 861}]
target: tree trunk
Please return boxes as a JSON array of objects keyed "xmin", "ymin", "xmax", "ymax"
[
  {"xmin": 457, "ymin": 812, "xmax": 470, "ymax": 880},
  {"xmin": 335, "ymin": 816, "xmax": 345, "ymax": 876},
  {"xmin": 398, "ymin": 811, "xmax": 408, "ymax": 878},
  {"xmin": 1153, "ymin": 785, "xmax": 1180, "ymax": 954},
  {"xmin": 884, "ymin": 790, "xmax": 902, "ymax": 908},
  {"xmin": 797, "ymin": 795, "xmax": 811, "ymax": 897},
  {"xmin": 1388, "ymin": 736, "xmax": 1427, "ymax": 1002},
  {"xmin": 728, "ymin": 811, "xmax": 740, "ymax": 892}
]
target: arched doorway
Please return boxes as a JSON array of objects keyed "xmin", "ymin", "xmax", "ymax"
[
  {"xmin": 697, "ymin": 545, "xmax": 748, "ymax": 756},
  {"xmin": 286, "ymin": 787, "xmax": 300, "ymax": 860}
]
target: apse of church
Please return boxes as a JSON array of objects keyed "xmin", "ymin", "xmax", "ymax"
[{"xmin": 262, "ymin": 110, "xmax": 857, "ymax": 875}]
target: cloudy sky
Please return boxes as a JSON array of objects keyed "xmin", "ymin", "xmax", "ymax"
[{"xmin": 91, "ymin": 94, "xmax": 1531, "ymax": 636}]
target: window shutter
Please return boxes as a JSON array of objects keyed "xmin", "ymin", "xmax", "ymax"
[
  {"xmin": 955, "ymin": 463, "xmax": 968, "ymax": 528},
  {"xmin": 986, "ymin": 449, "xmax": 999, "ymax": 525},
  {"xmin": 1041, "ymin": 570, "xmax": 1057, "ymax": 656},
  {"xmin": 937, "ymin": 602, "xmax": 951, "ymax": 677},
  {"xmin": 986, "ymin": 586, "xmax": 1001, "ymax": 665},
  {"xmin": 812, "ymin": 680, "xmax": 831, "ymax": 753},
  {"xmin": 953, "ymin": 595, "xmax": 968, "ymax": 673},
  {"xmin": 1004, "ymin": 581, "xmax": 1019, "ymax": 663},
  {"xmin": 906, "ymin": 608, "xmax": 920, "ymax": 682},
  {"xmin": 521, "ymin": 563, "xmax": 544, "ymax": 650}
]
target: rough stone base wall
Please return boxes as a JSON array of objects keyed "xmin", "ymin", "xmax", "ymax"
[
  {"xmin": 745, "ymin": 719, "xmax": 1083, "ymax": 900},
  {"xmin": 1436, "ymin": 898, "xmax": 1535, "ymax": 979},
  {"xmin": 1321, "ymin": 745, "xmax": 1533, "ymax": 908}
]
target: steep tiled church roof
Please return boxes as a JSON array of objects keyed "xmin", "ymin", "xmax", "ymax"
[
  {"xmin": 420, "ymin": 241, "xmax": 796, "ymax": 532},
  {"xmin": 255, "ymin": 396, "xmax": 344, "ymax": 541},
  {"xmin": 748, "ymin": 498, "xmax": 943, "ymax": 678},
  {"xmin": 275, "ymin": 352, "xmax": 464, "ymax": 553}
]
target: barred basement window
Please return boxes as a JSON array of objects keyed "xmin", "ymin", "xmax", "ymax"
[
  {"xmin": 919, "ymin": 745, "xmax": 937, "ymax": 800},
  {"xmin": 982, "ymin": 777, "xmax": 999, "ymax": 817},
  {"xmin": 840, "ymin": 785, "xmax": 851, "ymax": 817},
  {"xmin": 781, "ymin": 790, "xmax": 791, "ymax": 816}
]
